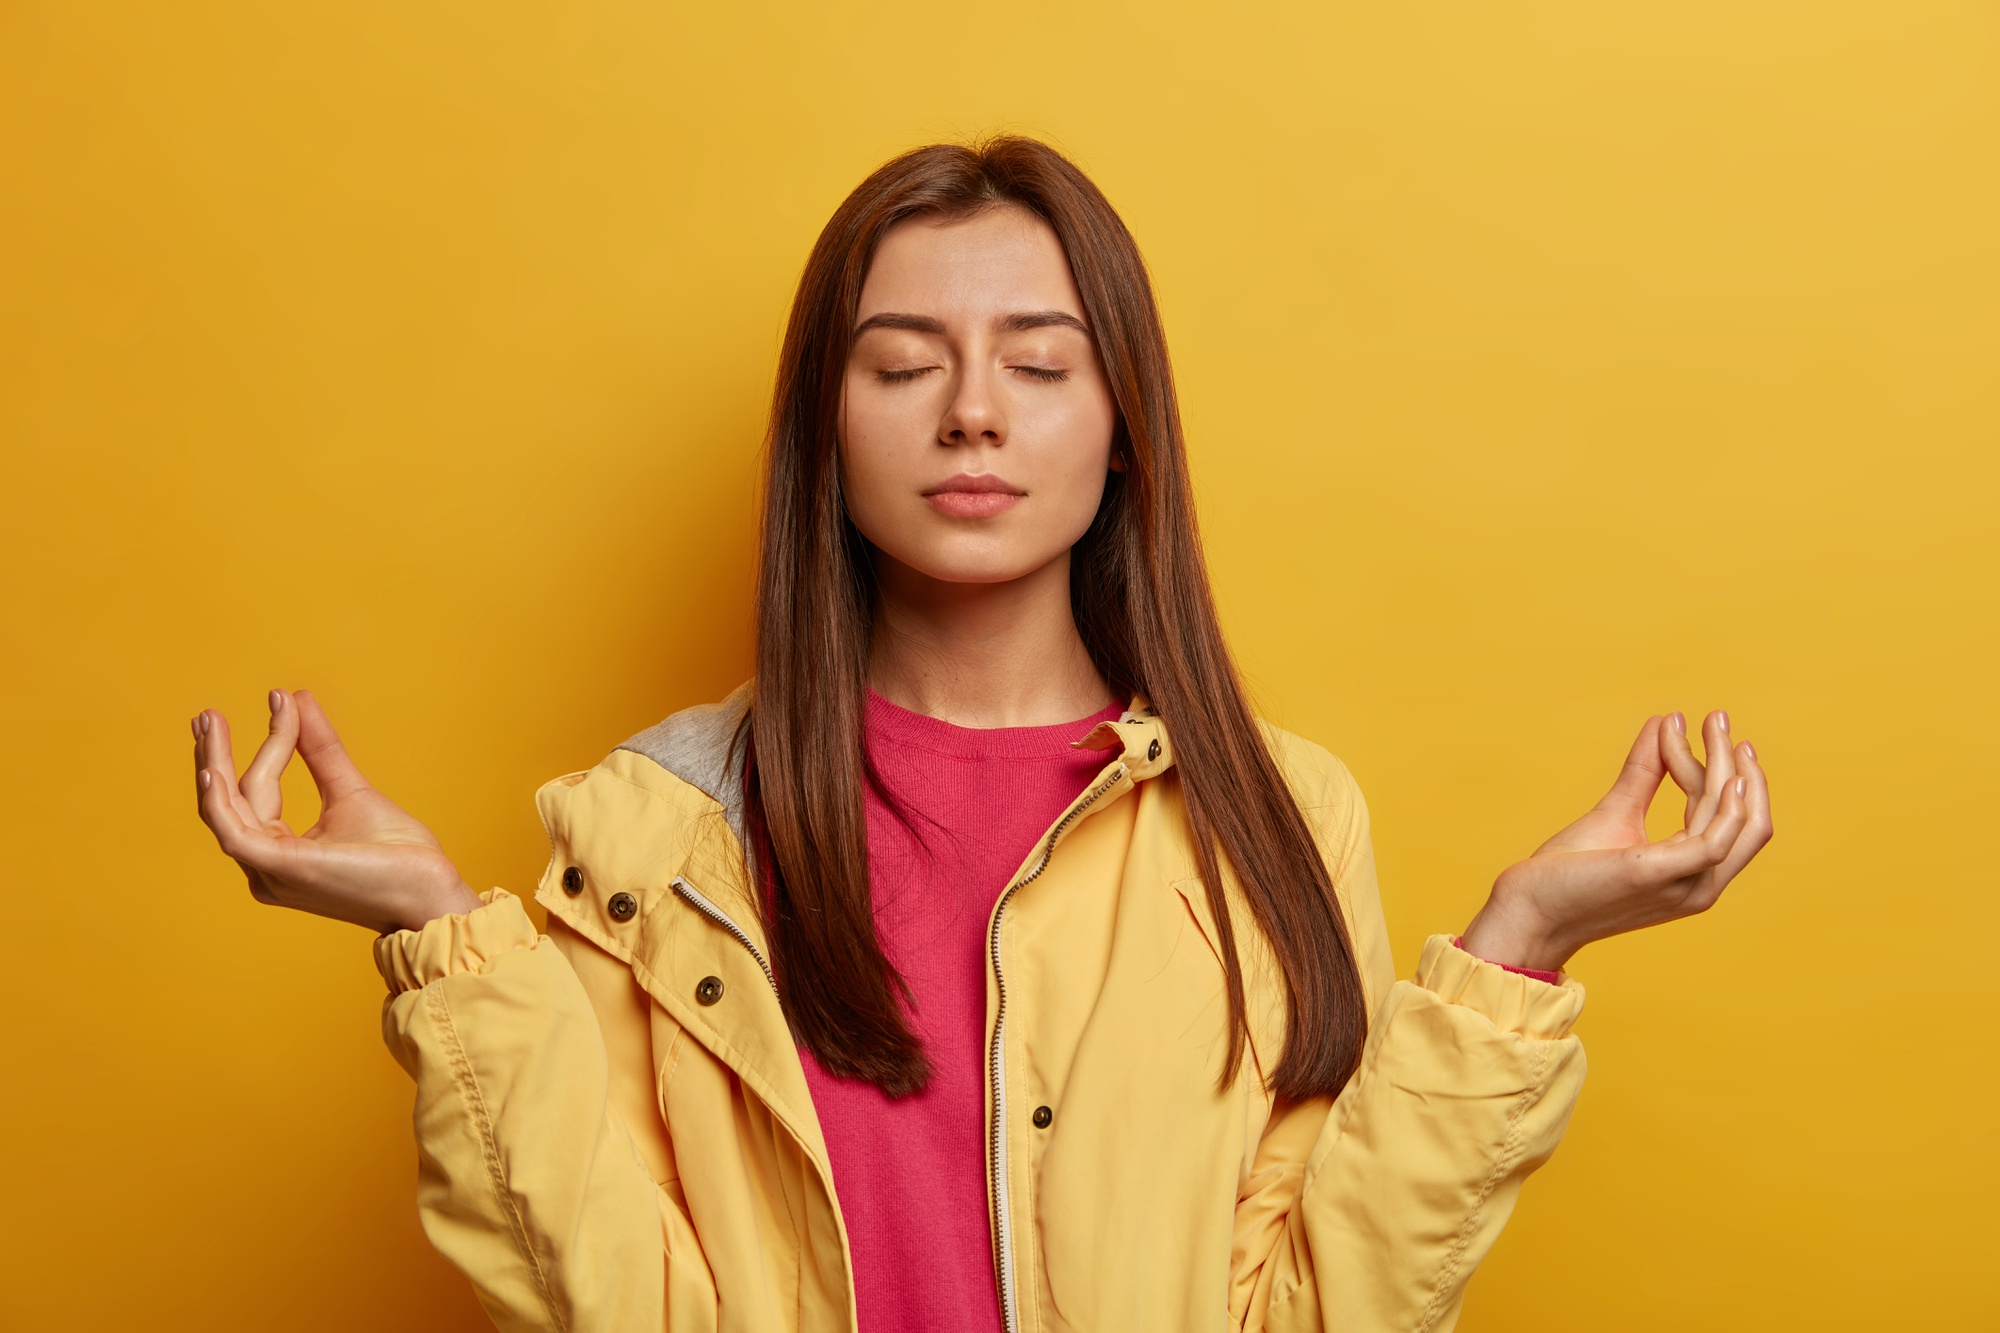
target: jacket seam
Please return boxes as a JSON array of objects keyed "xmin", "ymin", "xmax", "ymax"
[
  {"xmin": 661, "ymin": 1023, "xmax": 686, "ymax": 1086},
  {"xmin": 1022, "ymin": 1065, "xmax": 1046, "ymax": 1333},
  {"xmin": 429, "ymin": 983, "xmax": 570, "ymax": 1333},
  {"xmin": 1413, "ymin": 1039, "xmax": 1550, "ymax": 1333},
  {"xmin": 656, "ymin": 1026, "xmax": 685, "ymax": 1187}
]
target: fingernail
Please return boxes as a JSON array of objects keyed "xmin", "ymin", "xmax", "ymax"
[
  {"xmin": 1734, "ymin": 777, "xmax": 1746, "ymax": 798},
  {"xmin": 1668, "ymin": 712, "xmax": 1685, "ymax": 734},
  {"xmin": 269, "ymin": 689, "xmax": 283, "ymax": 714},
  {"xmin": 198, "ymin": 770, "xmax": 211, "ymax": 792},
  {"xmin": 1716, "ymin": 710, "xmax": 1730, "ymax": 732},
  {"xmin": 1743, "ymin": 741, "xmax": 1757, "ymax": 761},
  {"xmin": 199, "ymin": 713, "xmax": 211, "ymax": 735}
]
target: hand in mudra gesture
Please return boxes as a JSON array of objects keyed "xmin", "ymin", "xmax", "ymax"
[
  {"xmin": 193, "ymin": 692, "xmax": 1770, "ymax": 960},
  {"xmin": 192, "ymin": 690, "xmax": 482, "ymax": 935},
  {"xmin": 1461, "ymin": 710, "xmax": 1774, "ymax": 972}
]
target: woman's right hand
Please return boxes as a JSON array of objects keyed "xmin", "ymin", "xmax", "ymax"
[{"xmin": 192, "ymin": 689, "xmax": 484, "ymax": 935}]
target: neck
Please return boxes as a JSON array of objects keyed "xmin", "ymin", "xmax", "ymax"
[{"xmin": 867, "ymin": 551, "xmax": 1116, "ymax": 729}]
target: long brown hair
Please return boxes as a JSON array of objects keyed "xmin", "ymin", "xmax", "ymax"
[{"xmin": 745, "ymin": 136, "xmax": 1367, "ymax": 1102}]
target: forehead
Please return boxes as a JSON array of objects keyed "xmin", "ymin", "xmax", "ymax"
[{"xmin": 857, "ymin": 206, "xmax": 1083, "ymax": 320}]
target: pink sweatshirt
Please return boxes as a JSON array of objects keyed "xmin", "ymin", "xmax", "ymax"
[
  {"xmin": 801, "ymin": 692, "xmax": 1559, "ymax": 1331},
  {"xmin": 801, "ymin": 692, "xmax": 1123, "ymax": 1333}
]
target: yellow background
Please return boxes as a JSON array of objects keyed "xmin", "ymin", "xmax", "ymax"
[{"xmin": 3, "ymin": 1, "xmax": 1993, "ymax": 1327}]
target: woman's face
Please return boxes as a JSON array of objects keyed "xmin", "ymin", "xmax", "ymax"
[{"xmin": 839, "ymin": 205, "xmax": 1120, "ymax": 589}]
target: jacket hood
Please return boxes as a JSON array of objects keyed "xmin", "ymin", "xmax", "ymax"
[{"xmin": 617, "ymin": 682, "xmax": 752, "ymax": 845}]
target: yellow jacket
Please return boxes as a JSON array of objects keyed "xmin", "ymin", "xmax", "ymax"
[{"xmin": 376, "ymin": 692, "xmax": 1587, "ymax": 1333}]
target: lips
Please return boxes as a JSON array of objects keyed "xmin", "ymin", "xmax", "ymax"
[{"xmin": 923, "ymin": 472, "xmax": 1025, "ymax": 519}]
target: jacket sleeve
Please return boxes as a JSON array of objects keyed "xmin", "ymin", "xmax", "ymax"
[
  {"xmin": 377, "ymin": 890, "xmax": 667, "ymax": 1333},
  {"xmin": 1240, "ymin": 764, "xmax": 1588, "ymax": 1333}
]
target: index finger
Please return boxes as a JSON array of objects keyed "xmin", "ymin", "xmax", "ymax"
[
  {"xmin": 238, "ymin": 689, "xmax": 300, "ymax": 824},
  {"xmin": 1660, "ymin": 711, "xmax": 1706, "ymax": 808}
]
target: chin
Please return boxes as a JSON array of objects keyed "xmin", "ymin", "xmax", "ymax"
[
  {"xmin": 904, "ymin": 558, "xmax": 1048, "ymax": 587},
  {"xmin": 882, "ymin": 539, "xmax": 1065, "ymax": 589}
]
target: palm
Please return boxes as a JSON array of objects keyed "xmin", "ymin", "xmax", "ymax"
[
  {"xmin": 1533, "ymin": 802, "xmax": 1647, "ymax": 859},
  {"xmin": 300, "ymin": 785, "xmax": 440, "ymax": 851},
  {"xmin": 1465, "ymin": 711, "xmax": 1774, "ymax": 971},
  {"xmin": 193, "ymin": 690, "xmax": 480, "ymax": 934}
]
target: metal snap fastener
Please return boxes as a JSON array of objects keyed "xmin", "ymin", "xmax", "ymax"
[
  {"xmin": 561, "ymin": 866, "xmax": 584, "ymax": 895},
  {"xmin": 1146, "ymin": 739, "xmax": 1161, "ymax": 762},
  {"xmin": 1032, "ymin": 1105, "xmax": 1053, "ymax": 1129},
  {"xmin": 695, "ymin": 976, "xmax": 724, "ymax": 1006},
  {"xmin": 607, "ymin": 892, "xmax": 637, "ymax": 922}
]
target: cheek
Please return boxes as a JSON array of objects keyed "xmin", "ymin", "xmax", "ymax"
[
  {"xmin": 835, "ymin": 378, "xmax": 912, "ymax": 536},
  {"xmin": 1033, "ymin": 391, "xmax": 1119, "ymax": 520}
]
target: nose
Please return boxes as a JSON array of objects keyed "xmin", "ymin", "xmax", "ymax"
[{"xmin": 938, "ymin": 361, "xmax": 1006, "ymax": 449}]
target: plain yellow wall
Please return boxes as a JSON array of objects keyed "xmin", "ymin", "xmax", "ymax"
[{"xmin": 3, "ymin": 1, "xmax": 1994, "ymax": 1328}]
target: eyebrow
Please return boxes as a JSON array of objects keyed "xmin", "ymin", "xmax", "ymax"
[
  {"xmin": 999, "ymin": 310, "xmax": 1090, "ymax": 334},
  {"xmin": 852, "ymin": 309, "xmax": 1091, "ymax": 337},
  {"xmin": 853, "ymin": 312, "xmax": 946, "ymax": 336}
]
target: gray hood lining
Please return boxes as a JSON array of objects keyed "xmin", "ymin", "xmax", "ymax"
[{"xmin": 616, "ymin": 682, "xmax": 752, "ymax": 847}]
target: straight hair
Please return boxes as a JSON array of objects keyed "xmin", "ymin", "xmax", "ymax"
[{"xmin": 744, "ymin": 136, "xmax": 1367, "ymax": 1102}]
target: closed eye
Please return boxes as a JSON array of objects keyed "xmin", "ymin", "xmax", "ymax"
[
  {"xmin": 876, "ymin": 366, "xmax": 939, "ymax": 384},
  {"xmin": 1012, "ymin": 366, "xmax": 1070, "ymax": 382}
]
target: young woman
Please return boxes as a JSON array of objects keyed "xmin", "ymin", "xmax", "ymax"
[{"xmin": 191, "ymin": 138, "xmax": 1772, "ymax": 1333}]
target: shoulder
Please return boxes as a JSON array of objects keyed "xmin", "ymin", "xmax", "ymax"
[
  {"xmin": 1254, "ymin": 718, "xmax": 1371, "ymax": 874},
  {"xmin": 617, "ymin": 683, "xmax": 751, "ymax": 818},
  {"xmin": 1255, "ymin": 720, "xmax": 1397, "ymax": 1011},
  {"xmin": 531, "ymin": 686, "xmax": 754, "ymax": 934},
  {"xmin": 536, "ymin": 683, "xmax": 753, "ymax": 844},
  {"xmin": 1254, "ymin": 718, "xmax": 1368, "ymax": 820}
]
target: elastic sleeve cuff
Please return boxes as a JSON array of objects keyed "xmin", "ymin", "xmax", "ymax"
[
  {"xmin": 373, "ymin": 889, "xmax": 540, "ymax": 994},
  {"xmin": 1451, "ymin": 935, "xmax": 1564, "ymax": 986},
  {"xmin": 1414, "ymin": 933, "xmax": 1586, "ymax": 1040}
]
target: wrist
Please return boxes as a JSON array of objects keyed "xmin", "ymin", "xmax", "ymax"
[
  {"xmin": 396, "ymin": 876, "xmax": 485, "ymax": 934},
  {"xmin": 1460, "ymin": 889, "xmax": 1574, "ymax": 973}
]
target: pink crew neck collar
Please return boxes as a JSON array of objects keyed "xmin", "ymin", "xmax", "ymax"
[{"xmin": 863, "ymin": 689, "xmax": 1126, "ymax": 761}]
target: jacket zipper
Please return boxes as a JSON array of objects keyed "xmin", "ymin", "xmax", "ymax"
[
  {"xmin": 670, "ymin": 875, "xmax": 779, "ymax": 996},
  {"xmin": 675, "ymin": 756, "xmax": 1125, "ymax": 1333},
  {"xmin": 986, "ymin": 762, "xmax": 1128, "ymax": 1333}
]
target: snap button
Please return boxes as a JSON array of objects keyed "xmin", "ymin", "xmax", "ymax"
[
  {"xmin": 1146, "ymin": 739, "xmax": 1161, "ymax": 762},
  {"xmin": 695, "ymin": 976, "xmax": 724, "ymax": 1006},
  {"xmin": 1032, "ymin": 1105, "xmax": 1053, "ymax": 1129},
  {"xmin": 608, "ymin": 892, "xmax": 637, "ymax": 922},
  {"xmin": 561, "ymin": 866, "xmax": 584, "ymax": 895}
]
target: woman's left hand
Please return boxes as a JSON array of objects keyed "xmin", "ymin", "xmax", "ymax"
[{"xmin": 1458, "ymin": 710, "xmax": 1774, "ymax": 973}]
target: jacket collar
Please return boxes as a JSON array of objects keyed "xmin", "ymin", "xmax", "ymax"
[
  {"xmin": 1074, "ymin": 695, "xmax": 1175, "ymax": 782},
  {"xmin": 588, "ymin": 685, "xmax": 1175, "ymax": 1170},
  {"xmin": 619, "ymin": 683, "xmax": 1177, "ymax": 806},
  {"xmin": 616, "ymin": 681, "xmax": 752, "ymax": 845}
]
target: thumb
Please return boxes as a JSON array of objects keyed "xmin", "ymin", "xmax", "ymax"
[
  {"xmin": 292, "ymin": 689, "xmax": 372, "ymax": 803},
  {"xmin": 1599, "ymin": 715, "xmax": 1668, "ymax": 815}
]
